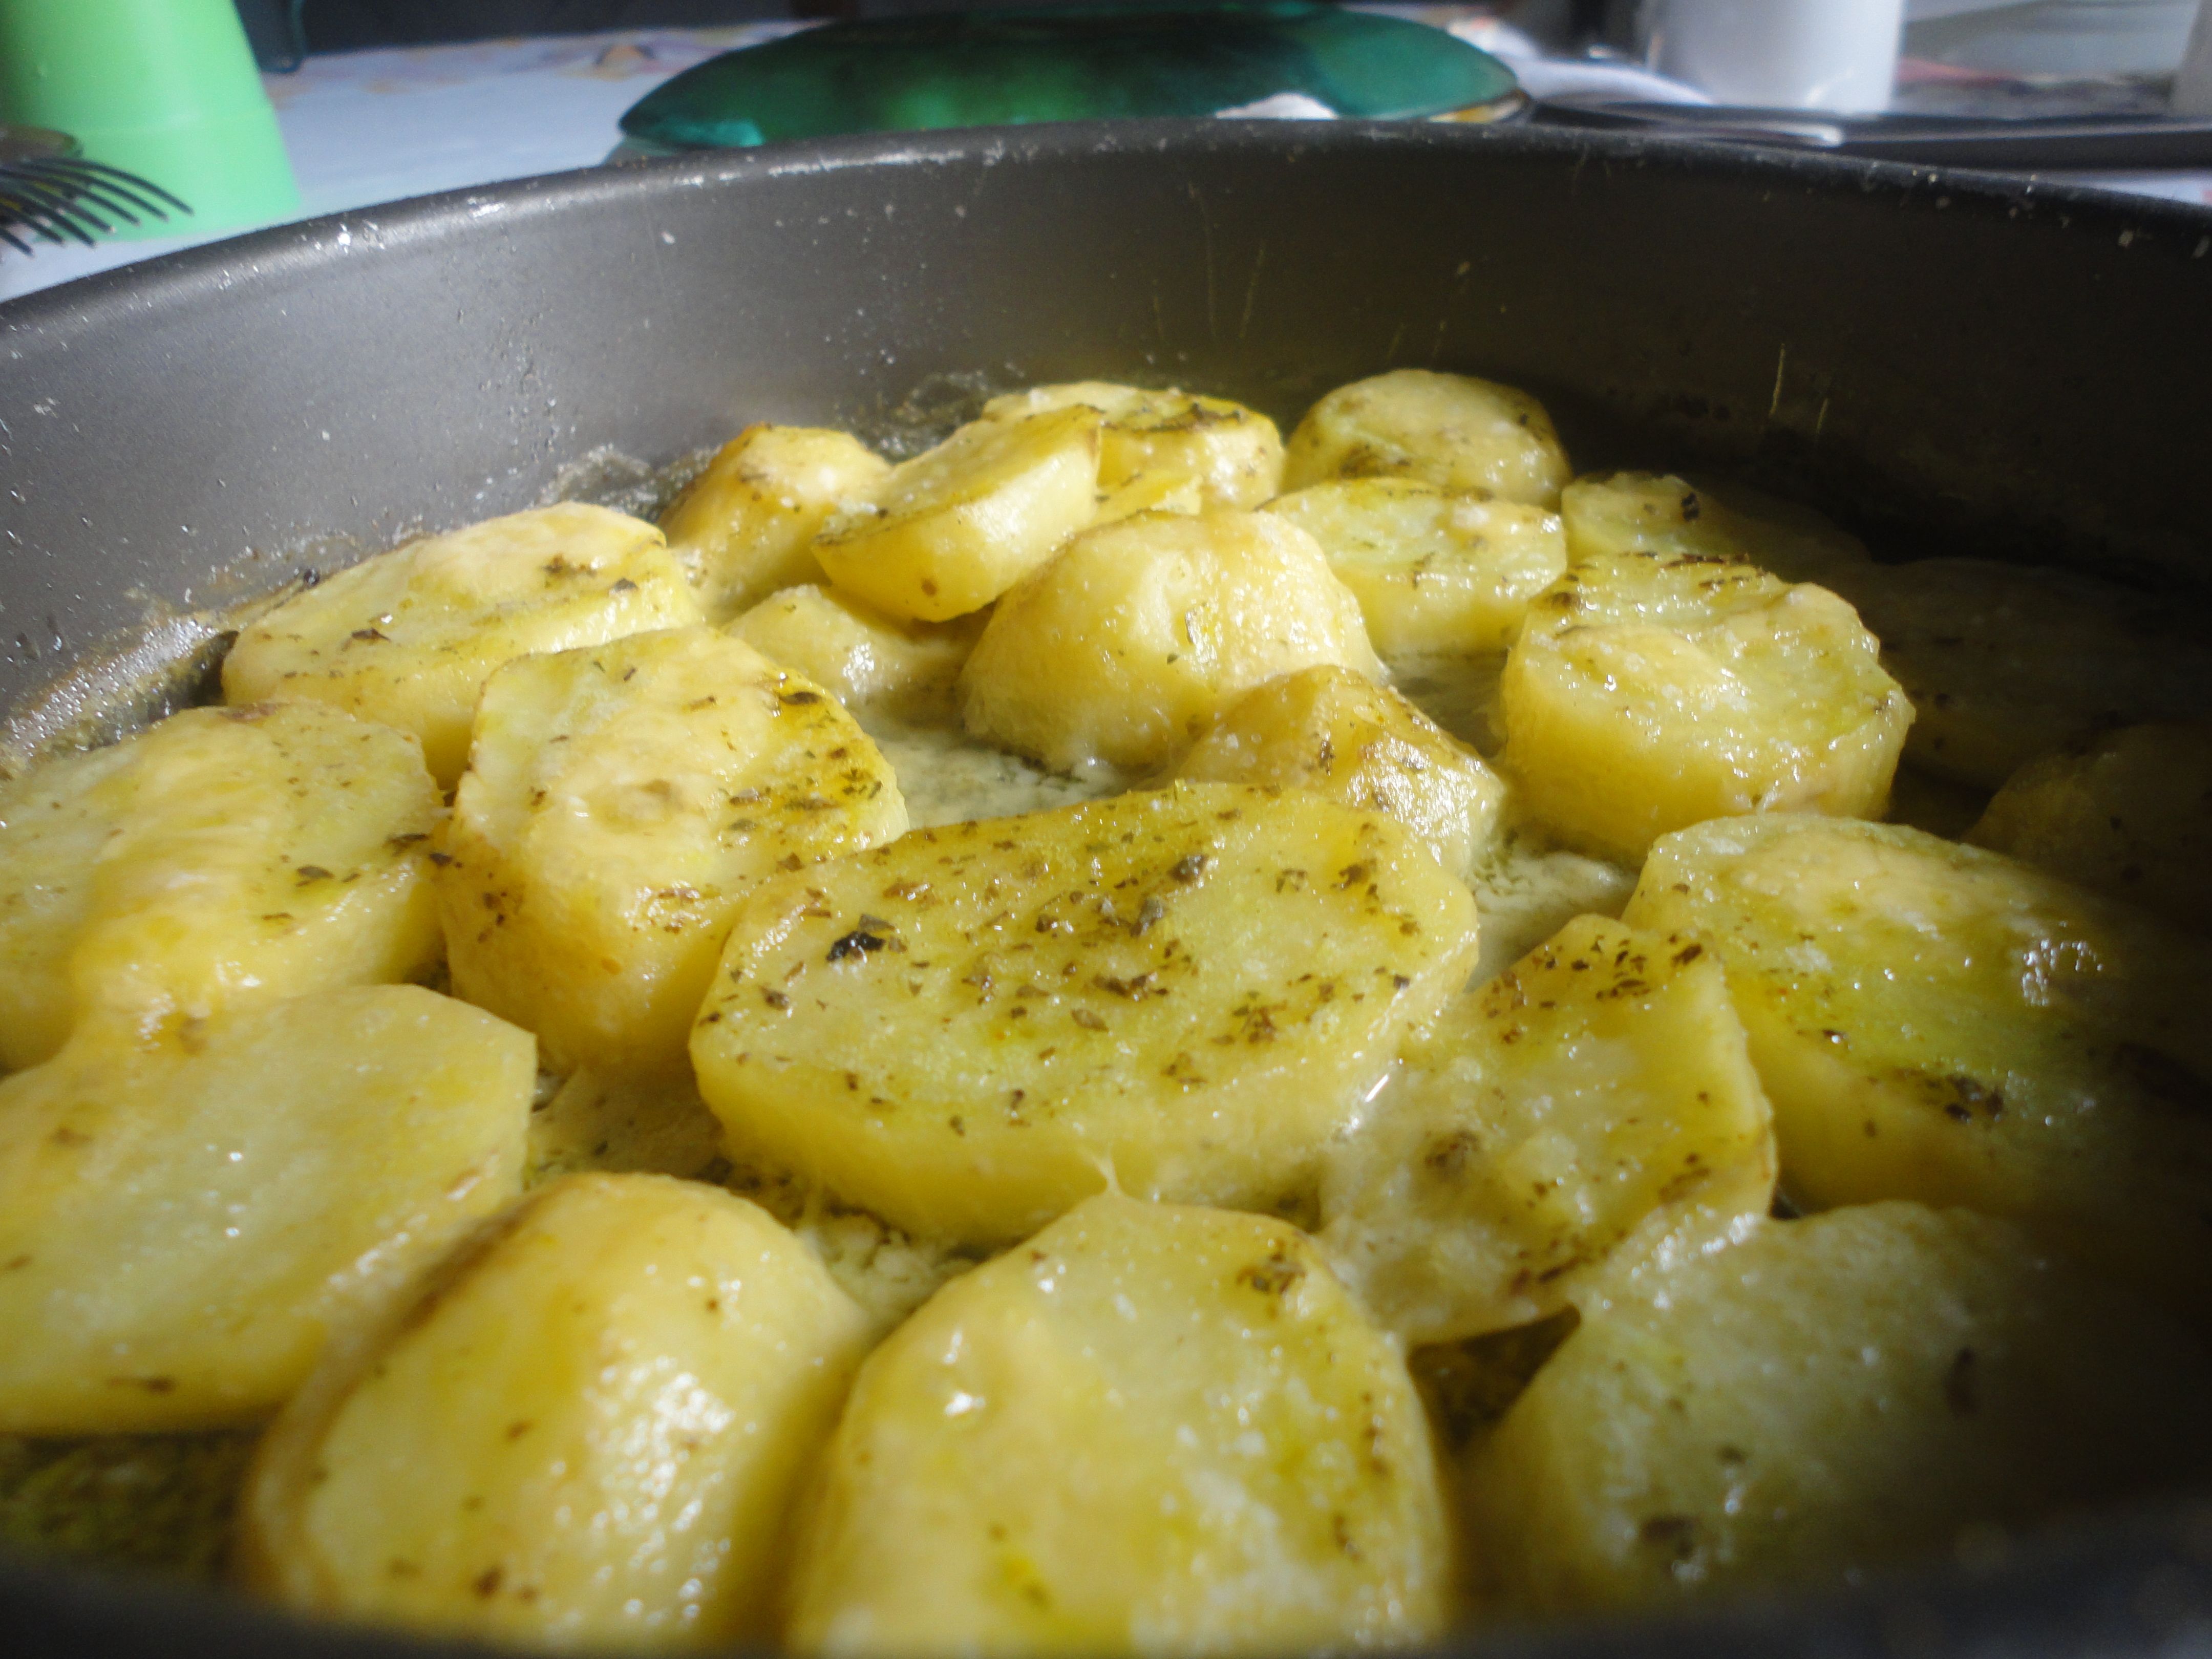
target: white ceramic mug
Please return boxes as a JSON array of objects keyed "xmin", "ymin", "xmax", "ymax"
[{"xmin": 1640, "ymin": 0, "xmax": 1906, "ymax": 111}]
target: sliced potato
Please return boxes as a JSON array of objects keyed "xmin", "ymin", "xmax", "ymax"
[
  {"xmin": 1282, "ymin": 369, "xmax": 1571, "ymax": 507},
  {"xmin": 1091, "ymin": 468, "xmax": 1205, "ymax": 525},
  {"xmin": 1560, "ymin": 473, "xmax": 1870, "ymax": 585},
  {"xmin": 960, "ymin": 510, "xmax": 1380, "ymax": 775},
  {"xmin": 1175, "ymin": 666, "xmax": 1505, "ymax": 880},
  {"xmin": 659, "ymin": 424, "xmax": 891, "ymax": 622},
  {"xmin": 727, "ymin": 583, "xmax": 982, "ymax": 719},
  {"xmin": 1321, "ymin": 915, "xmax": 1775, "ymax": 1346},
  {"xmin": 223, "ymin": 504, "xmax": 700, "ymax": 785},
  {"xmin": 691, "ymin": 783, "xmax": 1481, "ymax": 1245},
  {"xmin": 813, "ymin": 408, "xmax": 1102, "ymax": 622},
  {"xmin": 1624, "ymin": 814, "xmax": 2212, "ymax": 1315},
  {"xmin": 1264, "ymin": 478, "xmax": 1566, "ymax": 656},
  {"xmin": 1968, "ymin": 721, "xmax": 2212, "ymax": 925},
  {"xmin": 1817, "ymin": 557, "xmax": 2212, "ymax": 789},
  {"xmin": 441, "ymin": 628, "xmax": 908, "ymax": 1078},
  {"xmin": 241, "ymin": 1174, "xmax": 869, "ymax": 1651},
  {"xmin": 789, "ymin": 1192, "xmax": 1452, "ymax": 1657},
  {"xmin": 1500, "ymin": 549, "xmax": 1911, "ymax": 861},
  {"xmin": 1464, "ymin": 1203, "xmax": 2212, "ymax": 1610},
  {"xmin": 982, "ymin": 381, "xmax": 1284, "ymax": 509},
  {"xmin": 0, "ymin": 700, "xmax": 441, "ymax": 1072},
  {"xmin": 0, "ymin": 985, "xmax": 533, "ymax": 1433}
]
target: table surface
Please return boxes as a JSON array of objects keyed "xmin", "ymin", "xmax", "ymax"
[{"xmin": 5, "ymin": 12, "xmax": 2208, "ymax": 306}]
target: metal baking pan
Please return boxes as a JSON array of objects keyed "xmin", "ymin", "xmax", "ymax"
[{"xmin": 2, "ymin": 120, "xmax": 2209, "ymax": 1655}]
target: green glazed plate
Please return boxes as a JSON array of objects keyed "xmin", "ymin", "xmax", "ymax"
[{"xmin": 620, "ymin": 2, "xmax": 1520, "ymax": 151}]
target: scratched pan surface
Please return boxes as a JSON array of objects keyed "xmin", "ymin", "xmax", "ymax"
[{"xmin": 2, "ymin": 120, "xmax": 2211, "ymax": 1654}]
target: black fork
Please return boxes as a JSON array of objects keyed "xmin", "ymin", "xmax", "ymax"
[{"xmin": 0, "ymin": 125, "xmax": 190, "ymax": 256}]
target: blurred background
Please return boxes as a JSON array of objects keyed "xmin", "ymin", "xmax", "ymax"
[{"xmin": 5, "ymin": 0, "xmax": 2210, "ymax": 304}]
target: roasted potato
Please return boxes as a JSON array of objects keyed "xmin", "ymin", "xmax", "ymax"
[
  {"xmin": 728, "ymin": 583, "xmax": 982, "ymax": 718},
  {"xmin": 1500, "ymin": 548, "xmax": 1911, "ymax": 861},
  {"xmin": 440, "ymin": 628, "xmax": 907, "ymax": 1078},
  {"xmin": 1464, "ymin": 1203, "xmax": 2212, "ymax": 1610},
  {"xmin": 0, "ymin": 699, "xmax": 441, "ymax": 1072},
  {"xmin": 1321, "ymin": 914, "xmax": 1775, "ymax": 1346},
  {"xmin": 1624, "ymin": 814, "xmax": 2212, "ymax": 1315},
  {"xmin": 813, "ymin": 408, "xmax": 1102, "ymax": 622},
  {"xmin": 982, "ymin": 382, "xmax": 1285, "ymax": 511},
  {"xmin": 660, "ymin": 424, "xmax": 891, "ymax": 622},
  {"xmin": 691, "ymin": 783, "xmax": 1480, "ymax": 1244},
  {"xmin": 1283, "ymin": 370, "xmax": 1571, "ymax": 507},
  {"xmin": 223, "ymin": 504, "xmax": 700, "ymax": 785},
  {"xmin": 1263, "ymin": 478, "xmax": 1567, "ymax": 657},
  {"xmin": 242, "ymin": 1174, "xmax": 869, "ymax": 1650},
  {"xmin": 1175, "ymin": 666, "xmax": 1505, "ymax": 880},
  {"xmin": 960, "ymin": 510, "xmax": 1380, "ymax": 775},
  {"xmin": 788, "ymin": 1192, "xmax": 1452, "ymax": 1656},
  {"xmin": 0, "ymin": 986, "xmax": 533, "ymax": 1433}
]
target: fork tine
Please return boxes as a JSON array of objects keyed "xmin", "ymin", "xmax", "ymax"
[
  {"xmin": 0, "ymin": 189, "xmax": 61, "ymax": 249},
  {"xmin": 7, "ymin": 186, "xmax": 106, "ymax": 246},
  {"xmin": 59, "ymin": 175, "xmax": 167, "ymax": 223},
  {"xmin": 14, "ymin": 164, "xmax": 147, "ymax": 228},
  {"xmin": 70, "ymin": 158, "xmax": 190, "ymax": 215},
  {"xmin": 0, "ymin": 152, "xmax": 192, "ymax": 253},
  {"xmin": 30, "ymin": 156, "xmax": 192, "ymax": 216},
  {"xmin": 11, "ymin": 174, "xmax": 113, "ymax": 237},
  {"xmin": 0, "ymin": 189, "xmax": 76, "ymax": 247},
  {"xmin": 49, "ymin": 178, "xmax": 147, "ymax": 226},
  {"xmin": 10, "ymin": 161, "xmax": 157, "ymax": 226},
  {"xmin": 7, "ymin": 209, "xmax": 93, "ymax": 248}
]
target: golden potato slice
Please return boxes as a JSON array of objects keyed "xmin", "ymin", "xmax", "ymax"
[
  {"xmin": 1282, "ymin": 369, "xmax": 1571, "ymax": 507},
  {"xmin": 691, "ymin": 783, "xmax": 1481, "ymax": 1244},
  {"xmin": 658, "ymin": 424, "xmax": 891, "ymax": 623},
  {"xmin": 1091, "ymin": 467, "xmax": 1205, "ymax": 525},
  {"xmin": 223, "ymin": 504, "xmax": 700, "ymax": 786},
  {"xmin": 727, "ymin": 583, "xmax": 982, "ymax": 719},
  {"xmin": 812, "ymin": 408, "xmax": 1102, "ymax": 622},
  {"xmin": 1560, "ymin": 472, "xmax": 1870, "ymax": 585},
  {"xmin": 1263, "ymin": 478, "xmax": 1566, "ymax": 656},
  {"xmin": 1969, "ymin": 722, "xmax": 2212, "ymax": 925},
  {"xmin": 1464, "ymin": 1203, "xmax": 2212, "ymax": 1611},
  {"xmin": 0, "ymin": 700, "xmax": 441, "ymax": 1072},
  {"xmin": 0, "ymin": 986, "xmax": 533, "ymax": 1433},
  {"xmin": 441, "ymin": 628, "xmax": 907, "ymax": 1078},
  {"xmin": 1624, "ymin": 814, "xmax": 2212, "ymax": 1315},
  {"xmin": 241, "ymin": 1174, "xmax": 869, "ymax": 1651},
  {"xmin": 1321, "ymin": 915, "xmax": 1773, "ymax": 1346},
  {"xmin": 1818, "ymin": 557, "xmax": 2212, "ymax": 789},
  {"xmin": 1500, "ymin": 550, "xmax": 1911, "ymax": 861},
  {"xmin": 788, "ymin": 1192, "xmax": 1452, "ymax": 1657},
  {"xmin": 1175, "ymin": 666, "xmax": 1505, "ymax": 880},
  {"xmin": 960, "ymin": 511, "xmax": 1380, "ymax": 776},
  {"xmin": 982, "ymin": 381, "xmax": 1284, "ymax": 509}
]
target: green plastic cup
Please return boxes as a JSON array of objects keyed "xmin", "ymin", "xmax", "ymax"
[{"xmin": 0, "ymin": 0, "xmax": 300, "ymax": 239}]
